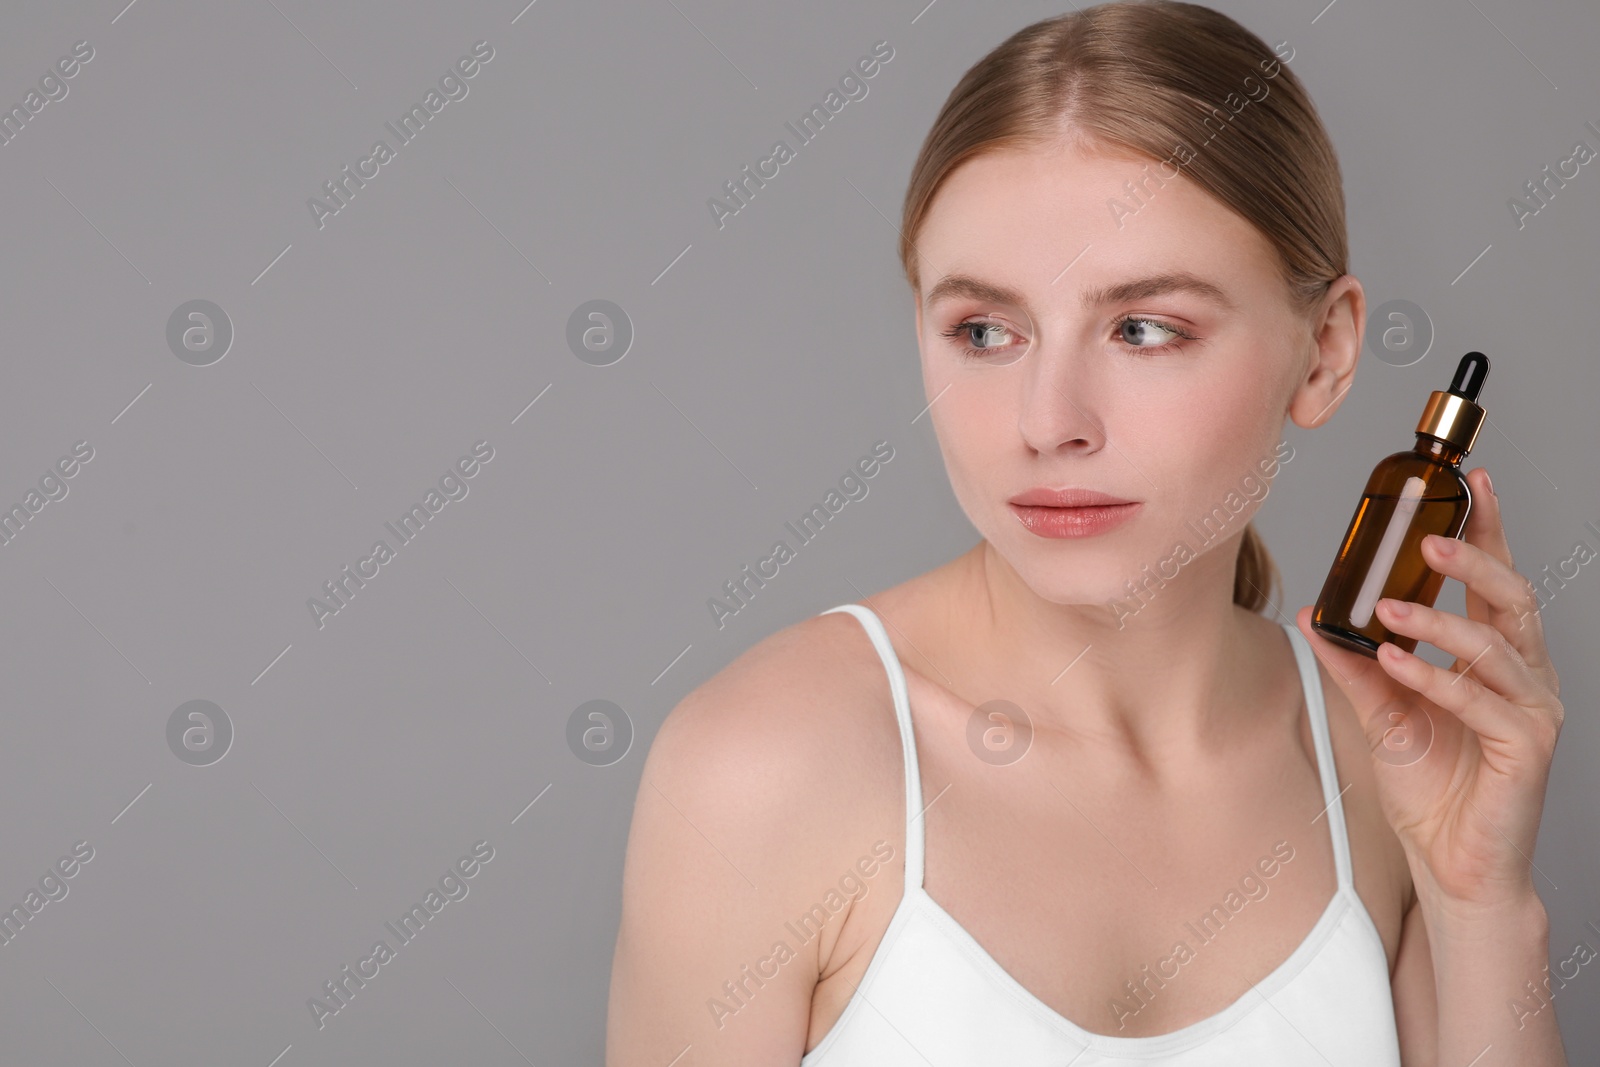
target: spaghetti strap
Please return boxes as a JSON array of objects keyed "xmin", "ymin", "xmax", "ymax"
[
  {"xmin": 1280, "ymin": 621, "xmax": 1355, "ymax": 892},
  {"xmin": 820, "ymin": 603, "xmax": 925, "ymax": 892},
  {"xmin": 816, "ymin": 608, "xmax": 1347, "ymax": 897}
]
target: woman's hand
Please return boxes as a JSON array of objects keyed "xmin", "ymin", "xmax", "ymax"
[{"xmin": 1296, "ymin": 466, "xmax": 1565, "ymax": 915}]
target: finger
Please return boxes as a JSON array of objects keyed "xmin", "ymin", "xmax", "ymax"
[
  {"xmin": 1421, "ymin": 530, "xmax": 1533, "ymax": 623},
  {"xmin": 1374, "ymin": 597, "xmax": 1544, "ymax": 707},
  {"xmin": 1296, "ymin": 606, "xmax": 1452, "ymax": 765},
  {"xmin": 1294, "ymin": 604, "xmax": 1393, "ymax": 707},
  {"xmin": 1461, "ymin": 467, "xmax": 1516, "ymax": 571},
  {"xmin": 1425, "ymin": 468, "xmax": 1553, "ymax": 669},
  {"xmin": 1373, "ymin": 640, "xmax": 1529, "ymax": 749},
  {"xmin": 1423, "ymin": 530, "xmax": 1552, "ymax": 672}
]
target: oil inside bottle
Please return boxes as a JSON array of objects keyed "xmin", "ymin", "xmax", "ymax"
[
  {"xmin": 1310, "ymin": 351, "xmax": 1488, "ymax": 658},
  {"xmin": 1311, "ymin": 472, "xmax": 1469, "ymax": 655}
]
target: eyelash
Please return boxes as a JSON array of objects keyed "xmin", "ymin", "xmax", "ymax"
[{"xmin": 940, "ymin": 315, "xmax": 1198, "ymax": 360}]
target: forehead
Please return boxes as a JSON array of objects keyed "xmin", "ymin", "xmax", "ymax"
[{"xmin": 915, "ymin": 141, "xmax": 1281, "ymax": 309}]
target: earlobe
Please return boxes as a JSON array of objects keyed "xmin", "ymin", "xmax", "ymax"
[
  {"xmin": 1289, "ymin": 379, "xmax": 1343, "ymax": 429},
  {"xmin": 1288, "ymin": 346, "xmax": 1356, "ymax": 429}
]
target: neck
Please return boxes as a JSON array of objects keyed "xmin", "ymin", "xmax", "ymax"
[{"xmin": 928, "ymin": 536, "xmax": 1290, "ymax": 772}]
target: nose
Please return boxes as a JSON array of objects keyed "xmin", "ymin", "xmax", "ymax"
[{"xmin": 1015, "ymin": 338, "xmax": 1106, "ymax": 456}]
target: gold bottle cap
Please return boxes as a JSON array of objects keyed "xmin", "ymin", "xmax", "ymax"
[{"xmin": 1415, "ymin": 352, "xmax": 1489, "ymax": 454}]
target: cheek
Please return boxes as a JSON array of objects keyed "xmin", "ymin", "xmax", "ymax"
[
  {"xmin": 924, "ymin": 374, "xmax": 1026, "ymax": 524},
  {"xmin": 1111, "ymin": 363, "xmax": 1284, "ymax": 498},
  {"xmin": 1150, "ymin": 382, "xmax": 1285, "ymax": 517},
  {"xmin": 1196, "ymin": 370, "xmax": 1288, "ymax": 460},
  {"xmin": 929, "ymin": 380, "xmax": 1001, "ymax": 479}
]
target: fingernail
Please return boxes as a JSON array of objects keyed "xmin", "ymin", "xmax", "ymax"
[
  {"xmin": 1430, "ymin": 535, "xmax": 1457, "ymax": 556},
  {"xmin": 1381, "ymin": 598, "xmax": 1411, "ymax": 616},
  {"xmin": 1483, "ymin": 470, "xmax": 1495, "ymax": 497}
]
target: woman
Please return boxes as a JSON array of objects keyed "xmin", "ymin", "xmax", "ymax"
[{"xmin": 607, "ymin": 3, "xmax": 1568, "ymax": 1064}]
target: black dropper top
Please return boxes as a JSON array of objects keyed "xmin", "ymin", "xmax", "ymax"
[
  {"xmin": 1448, "ymin": 351, "xmax": 1489, "ymax": 402},
  {"xmin": 1416, "ymin": 350, "xmax": 1489, "ymax": 455}
]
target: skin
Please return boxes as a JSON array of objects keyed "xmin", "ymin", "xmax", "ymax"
[{"xmin": 606, "ymin": 139, "xmax": 1567, "ymax": 1066}]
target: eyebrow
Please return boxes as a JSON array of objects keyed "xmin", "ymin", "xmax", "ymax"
[{"xmin": 923, "ymin": 270, "xmax": 1238, "ymax": 314}]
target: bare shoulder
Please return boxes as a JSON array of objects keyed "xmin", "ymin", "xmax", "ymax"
[
  {"xmin": 637, "ymin": 607, "xmax": 908, "ymax": 871},
  {"xmin": 647, "ymin": 607, "xmax": 904, "ymax": 818},
  {"xmin": 606, "ymin": 606, "xmax": 904, "ymax": 1064}
]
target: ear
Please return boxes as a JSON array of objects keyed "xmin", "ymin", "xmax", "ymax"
[{"xmin": 1288, "ymin": 275, "xmax": 1364, "ymax": 430}]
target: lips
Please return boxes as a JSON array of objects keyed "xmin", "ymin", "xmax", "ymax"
[
  {"xmin": 1007, "ymin": 487, "xmax": 1136, "ymax": 508},
  {"xmin": 1006, "ymin": 486, "xmax": 1141, "ymax": 539}
]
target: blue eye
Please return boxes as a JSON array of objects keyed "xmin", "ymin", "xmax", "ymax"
[
  {"xmin": 1111, "ymin": 314, "xmax": 1196, "ymax": 355},
  {"xmin": 940, "ymin": 314, "xmax": 1197, "ymax": 362},
  {"xmin": 941, "ymin": 319, "xmax": 1025, "ymax": 363}
]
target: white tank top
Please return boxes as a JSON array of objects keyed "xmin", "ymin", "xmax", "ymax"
[{"xmin": 803, "ymin": 602, "xmax": 1402, "ymax": 1066}]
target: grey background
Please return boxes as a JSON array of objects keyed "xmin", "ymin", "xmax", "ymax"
[{"xmin": 0, "ymin": 0, "xmax": 1595, "ymax": 1064}]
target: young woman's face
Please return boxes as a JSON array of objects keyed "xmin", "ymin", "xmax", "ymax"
[{"xmin": 913, "ymin": 140, "xmax": 1316, "ymax": 609}]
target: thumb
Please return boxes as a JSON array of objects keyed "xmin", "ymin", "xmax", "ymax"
[
  {"xmin": 1294, "ymin": 605, "xmax": 1440, "ymax": 772},
  {"xmin": 1293, "ymin": 604, "xmax": 1394, "ymax": 714}
]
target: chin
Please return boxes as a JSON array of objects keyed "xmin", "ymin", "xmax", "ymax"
[{"xmin": 991, "ymin": 527, "xmax": 1148, "ymax": 609}]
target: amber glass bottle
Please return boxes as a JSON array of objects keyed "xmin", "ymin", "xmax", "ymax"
[{"xmin": 1311, "ymin": 352, "xmax": 1489, "ymax": 657}]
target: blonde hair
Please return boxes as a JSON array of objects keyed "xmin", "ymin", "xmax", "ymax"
[{"xmin": 899, "ymin": 0, "xmax": 1348, "ymax": 614}]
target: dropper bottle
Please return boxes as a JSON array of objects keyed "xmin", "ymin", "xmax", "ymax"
[{"xmin": 1311, "ymin": 351, "xmax": 1490, "ymax": 657}]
